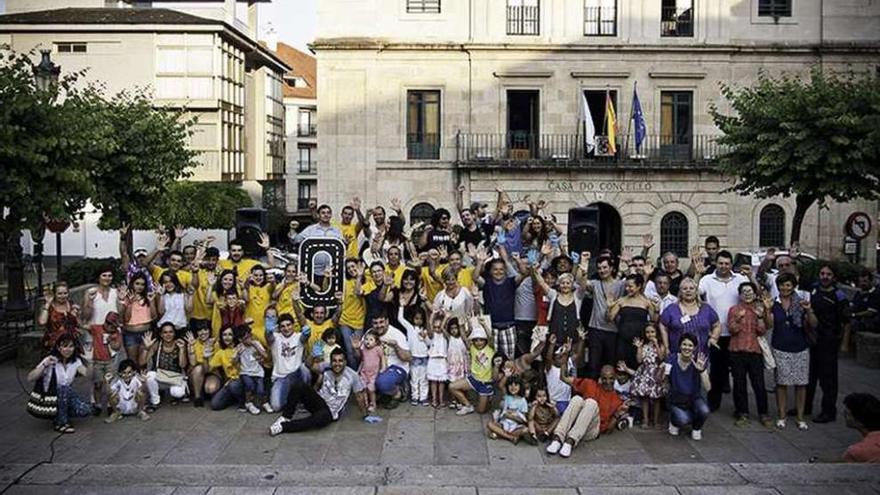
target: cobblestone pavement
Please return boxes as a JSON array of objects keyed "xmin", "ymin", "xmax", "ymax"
[{"xmin": 0, "ymin": 357, "xmax": 878, "ymax": 494}]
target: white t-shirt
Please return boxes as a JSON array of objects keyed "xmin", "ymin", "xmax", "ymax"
[
  {"xmin": 433, "ymin": 289, "xmax": 474, "ymax": 323},
  {"xmin": 239, "ymin": 345, "xmax": 264, "ymax": 377},
  {"xmin": 699, "ymin": 272, "xmax": 748, "ymax": 337},
  {"xmin": 318, "ymin": 366, "xmax": 365, "ymax": 420},
  {"xmin": 158, "ymin": 292, "xmax": 187, "ymax": 328},
  {"xmin": 111, "ymin": 376, "xmax": 143, "ymax": 414},
  {"xmin": 645, "ymin": 282, "xmax": 679, "ymax": 315},
  {"xmin": 271, "ymin": 331, "xmax": 305, "ymax": 379},
  {"xmin": 397, "ymin": 308, "xmax": 430, "ymax": 358},
  {"xmin": 429, "ymin": 333, "xmax": 447, "ymax": 359},
  {"xmin": 766, "ymin": 272, "xmax": 811, "ymax": 302},
  {"xmin": 45, "ymin": 357, "xmax": 82, "ymax": 390},
  {"xmin": 89, "ymin": 288, "xmax": 118, "ymax": 325},
  {"xmin": 375, "ymin": 325, "xmax": 410, "ymax": 373},
  {"xmin": 546, "ymin": 365, "xmax": 572, "ymax": 404}
]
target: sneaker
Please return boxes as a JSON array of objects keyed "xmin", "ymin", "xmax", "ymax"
[
  {"xmin": 269, "ymin": 416, "xmax": 288, "ymax": 436},
  {"xmin": 735, "ymin": 416, "xmax": 750, "ymax": 428},
  {"xmin": 138, "ymin": 410, "xmax": 151, "ymax": 422},
  {"xmin": 181, "ymin": 396, "xmax": 191, "ymax": 403},
  {"xmin": 262, "ymin": 402, "xmax": 274, "ymax": 414},
  {"xmin": 421, "ymin": 400, "xmax": 431, "ymax": 407},
  {"xmin": 797, "ymin": 421, "xmax": 809, "ymax": 431},
  {"xmin": 668, "ymin": 424, "xmax": 680, "ymax": 436},
  {"xmin": 145, "ymin": 404, "xmax": 158, "ymax": 413},
  {"xmin": 104, "ymin": 411, "xmax": 122, "ymax": 424},
  {"xmin": 691, "ymin": 429, "xmax": 702, "ymax": 441},
  {"xmin": 245, "ymin": 402, "xmax": 261, "ymax": 415},
  {"xmin": 760, "ymin": 416, "xmax": 775, "ymax": 429},
  {"xmin": 559, "ymin": 442, "xmax": 573, "ymax": 458},
  {"xmin": 546, "ymin": 439, "xmax": 562, "ymax": 455},
  {"xmin": 410, "ymin": 400, "xmax": 419, "ymax": 406},
  {"xmin": 776, "ymin": 419, "xmax": 787, "ymax": 429},
  {"xmin": 456, "ymin": 405, "xmax": 475, "ymax": 416}
]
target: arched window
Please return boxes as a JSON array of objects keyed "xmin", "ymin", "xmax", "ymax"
[
  {"xmin": 759, "ymin": 204, "xmax": 786, "ymax": 248},
  {"xmin": 660, "ymin": 212, "xmax": 689, "ymax": 258},
  {"xmin": 410, "ymin": 202, "xmax": 436, "ymax": 226}
]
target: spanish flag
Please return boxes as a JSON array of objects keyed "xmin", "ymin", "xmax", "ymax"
[{"xmin": 605, "ymin": 90, "xmax": 617, "ymax": 154}]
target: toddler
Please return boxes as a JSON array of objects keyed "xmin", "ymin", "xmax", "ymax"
[
  {"xmin": 487, "ymin": 376, "xmax": 531, "ymax": 444},
  {"xmin": 318, "ymin": 328, "xmax": 341, "ymax": 366},
  {"xmin": 104, "ymin": 359, "xmax": 150, "ymax": 423},
  {"xmin": 630, "ymin": 325, "xmax": 668, "ymax": 428},
  {"xmin": 236, "ymin": 326, "xmax": 271, "ymax": 414},
  {"xmin": 614, "ymin": 360, "xmax": 637, "ymax": 429},
  {"xmin": 358, "ymin": 333, "xmax": 386, "ymax": 413},
  {"xmin": 528, "ymin": 386, "xmax": 559, "ymax": 443},
  {"xmin": 398, "ymin": 306, "xmax": 430, "ymax": 405},
  {"xmin": 426, "ymin": 312, "xmax": 449, "ymax": 408}
]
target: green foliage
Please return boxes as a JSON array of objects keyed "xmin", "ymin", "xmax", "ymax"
[
  {"xmin": 101, "ymin": 181, "xmax": 253, "ymax": 230},
  {"xmin": 710, "ymin": 67, "xmax": 880, "ymax": 243},
  {"xmin": 798, "ymin": 258, "xmax": 863, "ymax": 289},
  {"xmin": 59, "ymin": 257, "xmax": 124, "ymax": 288}
]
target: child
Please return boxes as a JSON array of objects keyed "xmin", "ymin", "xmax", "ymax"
[
  {"xmin": 487, "ymin": 376, "xmax": 531, "ymax": 444},
  {"xmin": 358, "ymin": 332, "xmax": 386, "ymax": 413},
  {"xmin": 397, "ymin": 306, "xmax": 430, "ymax": 406},
  {"xmin": 219, "ymin": 291, "xmax": 246, "ymax": 330},
  {"xmin": 90, "ymin": 311, "xmax": 124, "ymax": 415},
  {"xmin": 105, "ymin": 358, "xmax": 150, "ymax": 423},
  {"xmin": 630, "ymin": 324, "xmax": 668, "ymax": 429},
  {"xmin": 449, "ymin": 316, "xmax": 497, "ymax": 415},
  {"xmin": 426, "ymin": 311, "xmax": 449, "ymax": 408},
  {"xmin": 236, "ymin": 325, "xmax": 271, "ymax": 414},
  {"xmin": 320, "ymin": 328, "xmax": 341, "ymax": 366},
  {"xmin": 528, "ymin": 385, "xmax": 559, "ymax": 443},
  {"xmin": 614, "ymin": 360, "xmax": 637, "ymax": 429},
  {"xmin": 445, "ymin": 317, "xmax": 468, "ymax": 408},
  {"xmin": 208, "ymin": 325, "xmax": 245, "ymax": 411},
  {"xmin": 543, "ymin": 335, "xmax": 573, "ymax": 415}
]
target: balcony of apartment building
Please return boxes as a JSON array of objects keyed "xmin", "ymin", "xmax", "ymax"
[
  {"xmin": 297, "ymin": 123, "xmax": 317, "ymax": 138},
  {"xmin": 455, "ymin": 132, "xmax": 724, "ymax": 170},
  {"xmin": 297, "ymin": 158, "xmax": 318, "ymax": 176}
]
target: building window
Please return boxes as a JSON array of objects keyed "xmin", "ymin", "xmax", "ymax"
[
  {"xmin": 55, "ymin": 42, "xmax": 87, "ymax": 53},
  {"xmin": 507, "ymin": 0, "xmax": 540, "ymax": 36},
  {"xmin": 759, "ymin": 204, "xmax": 786, "ymax": 248},
  {"xmin": 407, "ymin": 90, "xmax": 441, "ymax": 160},
  {"xmin": 410, "ymin": 203, "xmax": 436, "ymax": 225},
  {"xmin": 298, "ymin": 110, "xmax": 316, "ymax": 137},
  {"xmin": 298, "ymin": 146, "xmax": 315, "ymax": 173},
  {"xmin": 297, "ymin": 180, "xmax": 317, "ymax": 211},
  {"xmin": 660, "ymin": 91, "xmax": 692, "ymax": 160},
  {"xmin": 407, "ymin": 0, "xmax": 441, "ymax": 13},
  {"xmin": 660, "ymin": 212, "xmax": 689, "ymax": 259},
  {"xmin": 758, "ymin": 0, "xmax": 791, "ymax": 17},
  {"xmin": 584, "ymin": 0, "xmax": 617, "ymax": 36},
  {"xmin": 661, "ymin": 0, "xmax": 693, "ymax": 37}
]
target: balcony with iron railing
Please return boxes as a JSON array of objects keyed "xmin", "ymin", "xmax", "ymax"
[
  {"xmin": 455, "ymin": 132, "xmax": 725, "ymax": 169},
  {"xmin": 507, "ymin": 5, "xmax": 540, "ymax": 35},
  {"xmin": 661, "ymin": 7, "xmax": 693, "ymax": 37},
  {"xmin": 297, "ymin": 160, "xmax": 317, "ymax": 175},
  {"xmin": 297, "ymin": 123, "xmax": 317, "ymax": 138}
]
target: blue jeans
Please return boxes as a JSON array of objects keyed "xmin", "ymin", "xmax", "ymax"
[
  {"xmin": 56, "ymin": 385, "xmax": 91, "ymax": 427},
  {"xmin": 339, "ymin": 325, "xmax": 363, "ymax": 369},
  {"xmin": 669, "ymin": 396, "xmax": 710, "ymax": 430},
  {"xmin": 270, "ymin": 367, "xmax": 310, "ymax": 411},
  {"xmin": 210, "ymin": 379, "xmax": 244, "ymax": 410},
  {"xmin": 241, "ymin": 374, "xmax": 266, "ymax": 400},
  {"xmin": 376, "ymin": 365, "xmax": 408, "ymax": 396}
]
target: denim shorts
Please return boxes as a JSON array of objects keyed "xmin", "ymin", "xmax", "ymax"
[
  {"xmin": 123, "ymin": 330, "xmax": 146, "ymax": 348},
  {"xmin": 466, "ymin": 375, "xmax": 495, "ymax": 397}
]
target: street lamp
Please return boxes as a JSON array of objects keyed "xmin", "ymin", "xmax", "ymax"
[{"xmin": 32, "ymin": 49, "xmax": 60, "ymax": 91}]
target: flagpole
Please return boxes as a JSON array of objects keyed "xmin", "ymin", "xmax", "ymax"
[
  {"xmin": 624, "ymin": 82, "xmax": 634, "ymax": 159},
  {"xmin": 575, "ymin": 87, "xmax": 581, "ymax": 160}
]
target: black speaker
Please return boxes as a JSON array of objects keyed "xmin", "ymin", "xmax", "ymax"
[
  {"xmin": 567, "ymin": 206, "xmax": 599, "ymax": 257},
  {"xmin": 235, "ymin": 208, "xmax": 268, "ymax": 256}
]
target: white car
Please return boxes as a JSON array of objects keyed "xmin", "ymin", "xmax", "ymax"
[{"xmin": 733, "ymin": 250, "xmax": 817, "ymax": 271}]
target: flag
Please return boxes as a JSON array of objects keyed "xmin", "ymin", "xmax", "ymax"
[
  {"xmin": 631, "ymin": 82, "xmax": 647, "ymax": 154},
  {"xmin": 580, "ymin": 91, "xmax": 595, "ymax": 154},
  {"xmin": 605, "ymin": 90, "xmax": 617, "ymax": 154}
]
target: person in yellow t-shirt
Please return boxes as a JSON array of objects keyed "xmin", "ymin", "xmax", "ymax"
[
  {"xmin": 243, "ymin": 265, "xmax": 275, "ymax": 348},
  {"xmin": 184, "ymin": 325, "xmax": 219, "ymax": 408},
  {"xmin": 331, "ymin": 260, "xmax": 367, "ymax": 366},
  {"xmin": 149, "ymin": 249, "xmax": 193, "ymax": 289},
  {"xmin": 274, "ymin": 263, "xmax": 301, "ymax": 320},
  {"xmin": 206, "ymin": 269, "xmax": 241, "ymax": 338},
  {"xmin": 208, "ymin": 325, "xmax": 245, "ymax": 410},
  {"xmin": 218, "ymin": 239, "xmax": 262, "ymax": 283},
  {"xmin": 189, "ymin": 247, "xmax": 221, "ymax": 331},
  {"xmin": 384, "ymin": 245, "xmax": 407, "ymax": 288},
  {"xmin": 297, "ymin": 294, "xmax": 343, "ymax": 372},
  {"xmin": 432, "ymin": 250, "xmax": 476, "ymax": 291},
  {"xmin": 418, "ymin": 250, "xmax": 444, "ymax": 303},
  {"xmin": 336, "ymin": 198, "xmax": 368, "ymax": 259}
]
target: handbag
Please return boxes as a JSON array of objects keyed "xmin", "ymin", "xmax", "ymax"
[
  {"xmin": 27, "ymin": 369, "xmax": 58, "ymax": 420},
  {"xmin": 154, "ymin": 368, "xmax": 186, "ymax": 388},
  {"xmin": 757, "ymin": 336, "xmax": 776, "ymax": 370}
]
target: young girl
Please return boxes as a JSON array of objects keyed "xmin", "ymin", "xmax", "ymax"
[
  {"xmin": 630, "ymin": 324, "xmax": 668, "ymax": 429},
  {"xmin": 219, "ymin": 291, "xmax": 247, "ymax": 331},
  {"xmin": 316, "ymin": 328, "xmax": 341, "ymax": 366},
  {"xmin": 156, "ymin": 271, "xmax": 193, "ymax": 337},
  {"xmin": 119, "ymin": 273, "xmax": 156, "ymax": 370},
  {"xmin": 207, "ymin": 269, "xmax": 239, "ymax": 338},
  {"xmin": 244, "ymin": 265, "xmax": 275, "ymax": 348},
  {"xmin": 445, "ymin": 317, "xmax": 468, "ymax": 408},
  {"xmin": 426, "ymin": 311, "xmax": 449, "ymax": 408},
  {"xmin": 236, "ymin": 325, "xmax": 271, "ymax": 414},
  {"xmin": 185, "ymin": 325, "xmax": 217, "ymax": 408},
  {"xmin": 528, "ymin": 385, "xmax": 560, "ymax": 443},
  {"xmin": 209, "ymin": 325, "xmax": 245, "ymax": 411},
  {"xmin": 449, "ymin": 316, "xmax": 497, "ymax": 415},
  {"xmin": 105, "ymin": 358, "xmax": 150, "ymax": 423},
  {"xmin": 358, "ymin": 332, "xmax": 386, "ymax": 413},
  {"xmin": 487, "ymin": 376, "xmax": 531, "ymax": 444},
  {"xmin": 397, "ymin": 306, "xmax": 430, "ymax": 406},
  {"xmin": 27, "ymin": 334, "xmax": 94, "ymax": 433}
]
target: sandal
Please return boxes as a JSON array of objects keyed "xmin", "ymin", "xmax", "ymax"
[
  {"xmin": 54, "ymin": 424, "xmax": 75, "ymax": 434},
  {"xmin": 489, "ymin": 432, "xmax": 499, "ymax": 440},
  {"xmin": 797, "ymin": 421, "xmax": 809, "ymax": 431}
]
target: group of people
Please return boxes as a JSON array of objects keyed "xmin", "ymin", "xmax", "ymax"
[{"xmin": 29, "ymin": 190, "xmax": 880, "ymax": 462}]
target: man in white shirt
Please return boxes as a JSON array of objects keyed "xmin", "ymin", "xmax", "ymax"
[
  {"xmin": 698, "ymin": 250, "xmax": 750, "ymax": 412},
  {"xmin": 269, "ymin": 314, "xmax": 310, "ymax": 411},
  {"xmin": 646, "ymin": 273, "xmax": 679, "ymax": 315},
  {"xmin": 365, "ymin": 310, "xmax": 412, "ymax": 403}
]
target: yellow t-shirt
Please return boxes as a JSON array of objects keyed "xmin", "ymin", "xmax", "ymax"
[
  {"xmin": 210, "ymin": 286, "xmax": 242, "ymax": 338},
  {"xmin": 436, "ymin": 265, "xmax": 475, "ymax": 290},
  {"xmin": 191, "ymin": 339, "xmax": 210, "ymax": 366},
  {"xmin": 209, "ymin": 347, "xmax": 239, "ymax": 380},
  {"xmin": 245, "ymin": 284, "xmax": 272, "ymax": 347},
  {"xmin": 275, "ymin": 282, "xmax": 300, "ymax": 318},
  {"xmin": 421, "ymin": 266, "xmax": 444, "ymax": 303},
  {"xmin": 306, "ymin": 319, "xmax": 336, "ymax": 358},
  {"xmin": 470, "ymin": 344, "xmax": 495, "ymax": 382},
  {"xmin": 191, "ymin": 269, "xmax": 214, "ymax": 320},
  {"xmin": 150, "ymin": 266, "xmax": 193, "ymax": 290},
  {"xmin": 386, "ymin": 264, "xmax": 406, "ymax": 288},
  {"xmin": 218, "ymin": 258, "xmax": 261, "ymax": 281},
  {"xmin": 339, "ymin": 278, "xmax": 366, "ymax": 330},
  {"xmin": 337, "ymin": 221, "xmax": 361, "ymax": 258}
]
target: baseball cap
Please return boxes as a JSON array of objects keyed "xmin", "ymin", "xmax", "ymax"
[{"xmin": 133, "ymin": 248, "xmax": 148, "ymax": 257}]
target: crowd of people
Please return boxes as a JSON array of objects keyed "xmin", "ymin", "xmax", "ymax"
[{"xmin": 29, "ymin": 190, "xmax": 880, "ymax": 462}]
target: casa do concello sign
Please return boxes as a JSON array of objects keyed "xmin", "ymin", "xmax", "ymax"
[{"xmin": 547, "ymin": 180, "xmax": 653, "ymax": 193}]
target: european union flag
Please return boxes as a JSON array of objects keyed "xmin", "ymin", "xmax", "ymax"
[{"xmin": 632, "ymin": 82, "xmax": 647, "ymax": 154}]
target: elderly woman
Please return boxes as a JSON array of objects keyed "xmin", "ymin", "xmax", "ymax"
[
  {"xmin": 659, "ymin": 277, "xmax": 720, "ymax": 359},
  {"xmin": 771, "ymin": 272, "xmax": 817, "ymax": 431},
  {"xmin": 433, "ymin": 265, "xmax": 474, "ymax": 323},
  {"xmin": 727, "ymin": 282, "xmax": 774, "ymax": 428},
  {"xmin": 531, "ymin": 266, "xmax": 586, "ymax": 363}
]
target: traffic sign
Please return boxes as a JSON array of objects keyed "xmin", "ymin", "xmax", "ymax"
[{"xmin": 845, "ymin": 212, "xmax": 872, "ymax": 240}]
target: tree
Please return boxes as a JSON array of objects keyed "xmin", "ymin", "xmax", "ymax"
[
  {"xmin": 710, "ymin": 67, "xmax": 880, "ymax": 245},
  {"xmin": 0, "ymin": 52, "xmax": 112, "ymax": 310}
]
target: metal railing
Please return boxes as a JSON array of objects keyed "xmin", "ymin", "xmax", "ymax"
[
  {"xmin": 507, "ymin": 4, "xmax": 540, "ymax": 35},
  {"xmin": 407, "ymin": 133, "xmax": 441, "ymax": 160},
  {"xmin": 661, "ymin": 7, "xmax": 693, "ymax": 37},
  {"xmin": 297, "ymin": 123, "xmax": 317, "ymax": 137},
  {"xmin": 584, "ymin": 5, "xmax": 617, "ymax": 36},
  {"xmin": 456, "ymin": 132, "xmax": 726, "ymax": 166},
  {"xmin": 297, "ymin": 160, "xmax": 317, "ymax": 174}
]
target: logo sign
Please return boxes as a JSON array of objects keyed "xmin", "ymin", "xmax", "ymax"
[
  {"xmin": 298, "ymin": 237, "xmax": 346, "ymax": 309},
  {"xmin": 845, "ymin": 212, "xmax": 872, "ymax": 240}
]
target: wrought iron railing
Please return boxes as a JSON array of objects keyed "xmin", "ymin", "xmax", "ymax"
[
  {"xmin": 507, "ymin": 5, "xmax": 540, "ymax": 35},
  {"xmin": 661, "ymin": 7, "xmax": 694, "ymax": 37},
  {"xmin": 456, "ymin": 132, "xmax": 726, "ymax": 166},
  {"xmin": 297, "ymin": 160, "xmax": 317, "ymax": 174},
  {"xmin": 297, "ymin": 123, "xmax": 317, "ymax": 137}
]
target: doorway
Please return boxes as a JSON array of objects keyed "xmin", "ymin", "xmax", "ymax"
[
  {"xmin": 567, "ymin": 202, "xmax": 622, "ymax": 256},
  {"xmin": 507, "ymin": 90, "xmax": 539, "ymax": 159}
]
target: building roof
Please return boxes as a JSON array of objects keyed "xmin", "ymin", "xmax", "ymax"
[
  {"xmin": 276, "ymin": 42, "xmax": 316, "ymax": 100},
  {"xmin": 0, "ymin": 7, "xmax": 216, "ymax": 25}
]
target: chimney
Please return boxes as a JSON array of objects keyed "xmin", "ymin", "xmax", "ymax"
[
  {"xmin": 263, "ymin": 22, "xmax": 278, "ymax": 52},
  {"xmin": 248, "ymin": 0, "xmax": 259, "ymax": 37}
]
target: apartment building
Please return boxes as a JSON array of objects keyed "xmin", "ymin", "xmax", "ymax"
[{"xmin": 314, "ymin": 0, "xmax": 880, "ymax": 266}]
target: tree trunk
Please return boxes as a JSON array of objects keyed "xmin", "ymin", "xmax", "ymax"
[{"xmin": 789, "ymin": 194, "xmax": 816, "ymax": 247}]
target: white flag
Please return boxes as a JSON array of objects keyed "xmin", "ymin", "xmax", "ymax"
[{"xmin": 581, "ymin": 91, "xmax": 596, "ymax": 152}]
